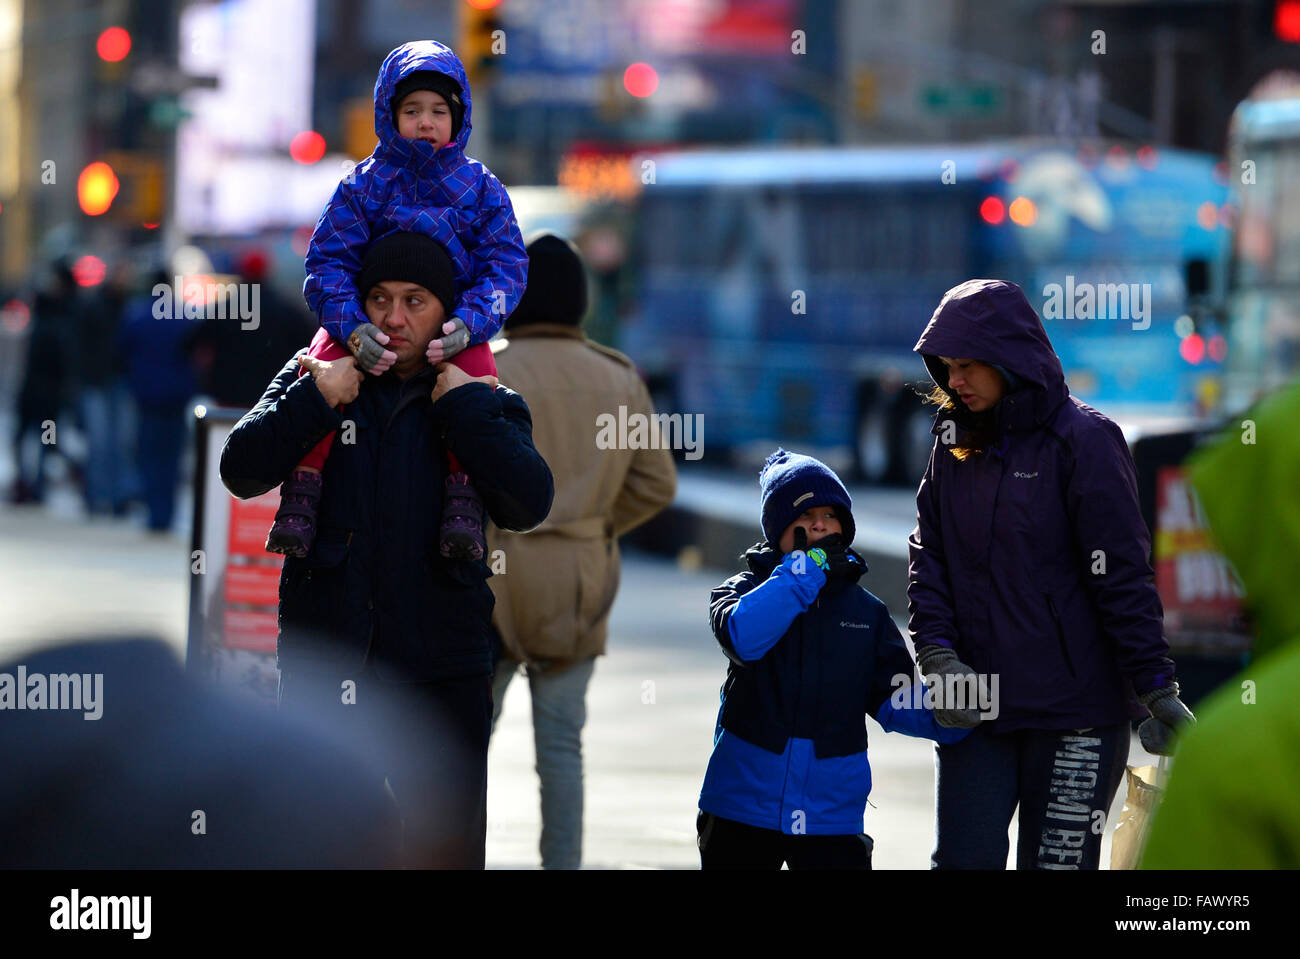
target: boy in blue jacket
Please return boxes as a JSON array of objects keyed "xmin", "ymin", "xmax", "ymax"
[
  {"xmin": 698, "ymin": 450, "xmax": 973, "ymax": 869},
  {"xmin": 266, "ymin": 40, "xmax": 527, "ymax": 563}
]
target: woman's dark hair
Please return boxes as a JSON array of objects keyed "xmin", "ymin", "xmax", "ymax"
[{"xmin": 922, "ymin": 386, "xmax": 995, "ymax": 462}]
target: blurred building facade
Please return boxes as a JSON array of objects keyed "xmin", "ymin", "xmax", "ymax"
[{"xmin": 4, "ymin": 0, "xmax": 1300, "ymax": 286}]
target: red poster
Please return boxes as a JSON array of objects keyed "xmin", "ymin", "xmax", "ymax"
[
  {"xmin": 1153, "ymin": 466, "xmax": 1249, "ymax": 650},
  {"xmin": 222, "ymin": 608, "xmax": 280, "ymax": 653}
]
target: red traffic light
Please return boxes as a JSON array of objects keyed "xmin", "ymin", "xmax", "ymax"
[
  {"xmin": 623, "ymin": 63, "xmax": 659, "ymax": 98},
  {"xmin": 97, "ymin": 27, "xmax": 132, "ymax": 63},
  {"xmin": 1278, "ymin": 1, "xmax": 1300, "ymax": 42},
  {"xmin": 290, "ymin": 131, "xmax": 327, "ymax": 165}
]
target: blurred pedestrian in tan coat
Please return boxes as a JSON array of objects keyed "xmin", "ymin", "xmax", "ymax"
[{"xmin": 487, "ymin": 233, "xmax": 677, "ymax": 868}]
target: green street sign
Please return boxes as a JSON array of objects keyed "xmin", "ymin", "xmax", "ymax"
[{"xmin": 921, "ymin": 84, "xmax": 1003, "ymax": 115}]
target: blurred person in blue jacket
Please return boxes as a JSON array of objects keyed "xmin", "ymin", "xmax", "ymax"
[
  {"xmin": 118, "ymin": 270, "xmax": 198, "ymax": 532},
  {"xmin": 697, "ymin": 450, "xmax": 974, "ymax": 869},
  {"xmin": 75, "ymin": 260, "xmax": 138, "ymax": 516}
]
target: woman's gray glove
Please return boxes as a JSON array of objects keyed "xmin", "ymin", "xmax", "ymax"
[
  {"xmin": 346, "ymin": 323, "xmax": 396, "ymax": 374},
  {"xmin": 916, "ymin": 645, "xmax": 983, "ymax": 728},
  {"xmin": 1138, "ymin": 684, "xmax": 1196, "ymax": 756}
]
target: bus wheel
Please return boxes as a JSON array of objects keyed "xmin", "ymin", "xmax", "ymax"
[{"xmin": 854, "ymin": 387, "xmax": 890, "ymax": 485}]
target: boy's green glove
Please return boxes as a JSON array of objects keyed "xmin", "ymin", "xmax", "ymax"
[
  {"xmin": 346, "ymin": 323, "xmax": 396, "ymax": 374},
  {"xmin": 916, "ymin": 645, "xmax": 983, "ymax": 729},
  {"xmin": 794, "ymin": 529, "xmax": 858, "ymax": 582}
]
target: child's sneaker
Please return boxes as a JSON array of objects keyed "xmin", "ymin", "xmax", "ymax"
[
  {"xmin": 266, "ymin": 470, "xmax": 323, "ymax": 558},
  {"xmin": 440, "ymin": 472, "xmax": 485, "ymax": 561}
]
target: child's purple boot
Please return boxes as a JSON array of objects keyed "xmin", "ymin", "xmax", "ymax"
[
  {"xmin": 266, "ymin": 470, "xmax": 323, "ymax": 558},
  {"xmin": 440, "ymin": 472, "xmax": 486, "ymax": 561}
]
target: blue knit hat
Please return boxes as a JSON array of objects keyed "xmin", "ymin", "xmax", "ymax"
[{"xmin": 758, "ymin": 449, "xmax": 855, "ymax": 547}]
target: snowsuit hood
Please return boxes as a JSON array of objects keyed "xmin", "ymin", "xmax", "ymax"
[
  {"xmin": 914, "ymin": 279, "xmax": 1070, "ymax": 433},
  {"xmin": 373, "ymin": 41, "xmax": 473, "ymax": 176}
]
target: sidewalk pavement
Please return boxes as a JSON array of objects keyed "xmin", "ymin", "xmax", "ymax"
[{"xmin": 1, "ymin": 503, "xmax": 1156, "ymax": 869}]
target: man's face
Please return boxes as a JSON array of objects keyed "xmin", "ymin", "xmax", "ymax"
[
  {"xmin": 363, "ymin": 281, "xmax": 445, "ymax": 376},
  {"xmin": 395, "ymin": 90, "xmax": 453, "ymax": 149}
]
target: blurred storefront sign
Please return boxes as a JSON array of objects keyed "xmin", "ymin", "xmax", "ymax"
[
  {"xmin": 175, "ymin": 0, "xmax": 339, "ymax": 234},
  {"xmin": 1152, "ymin": 465, "xmax": 1250, "ymax": 655},
  {"xmin": 188, "ymin": 409, "xmax": 282, "ymax": 703}
]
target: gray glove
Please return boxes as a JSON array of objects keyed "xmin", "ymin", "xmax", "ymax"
[
  {"xmin": 346, "ymin": 323, "xmax": 394, "ymax": 373},
  {"xmin": 916, "ymin": 645, "xmax": 983, "ymax": 729},
  {"xmin": 426, "ymin": 316, "xmax": 470, "ymax": 363},
  {"xmin": 1137, "ymin": 684, "xmax": 1196, "ymax": 756}
]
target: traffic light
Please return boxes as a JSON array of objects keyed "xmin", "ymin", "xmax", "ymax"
[
  {"xmin": 459, "ymin": 0, "xmax": 504, "ymax": 88},
  {"xmin": 78, "ymin": 155, "xmax": 163, "ymax": 224},
  {"xmin": 78, "ymin": 162, "xmax": 120, "ymax": 216},
  {"xmin": 96, "ymin": 27, "xmax": 132, "ymax": 63},
  {"xmin": 1277, "ymin": 1, "xmax": 1300, "ymax": 42}
]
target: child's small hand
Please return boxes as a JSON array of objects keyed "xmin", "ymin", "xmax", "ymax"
[
  {"xmin": 425, "ymin": 317, "xmax": 470, "ymax": 364},
  {"xmin": 347, "ymin": 323, "xmax": 397, "ymax": 375}
]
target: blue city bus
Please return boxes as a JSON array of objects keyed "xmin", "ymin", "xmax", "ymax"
[{"xmin": 620, "ymin": 140, "xmax": 1231, "ymax": 483}]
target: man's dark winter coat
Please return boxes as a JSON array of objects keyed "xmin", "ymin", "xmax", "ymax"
[{"xmin": 219, "ymin": 350, "xmax": 554, "ymax": 681}]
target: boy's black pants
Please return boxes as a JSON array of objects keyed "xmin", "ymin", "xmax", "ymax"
[{"xmin": 697, "ymin": 810, "xmax": 873, "ymax": 870}]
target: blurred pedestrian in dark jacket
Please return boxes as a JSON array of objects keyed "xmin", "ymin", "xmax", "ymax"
[
  {"xmin": 187, "ymin": 249, "xmax": 315, "ymax": 409},
  {"xmin": 10, "ymin": 260, "xmax": 77, "ymax": 504},
  {"xmin": 118, "ymin": 270, "xmax": 199, "ymax": 532},
  {"xmin": 0, "ymin": 637, "xmax": 401, "ymax": 867},
  {"xmin": 75, "ymin": 261, "xmax": 137, "ymax": 516}
]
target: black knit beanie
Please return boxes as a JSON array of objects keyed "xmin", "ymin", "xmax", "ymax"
[
  {"xmin": 504, "ymin": 233, "xmax": 588, "ymax": 330},
  {"xmin": 390, "ymin": 71, "xmax": 464, "ymax": 140},
  {"xmin": 356, "ymin": 231, "xmax": 457, "ymax": 316}
]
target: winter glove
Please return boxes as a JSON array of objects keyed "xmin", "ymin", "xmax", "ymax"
[
  {"xmin": 425, "ymin": 316, "xmax": 470, "ymax": 364},
  {"xmin": 795, "ymin": 529, "xmax": 859, "ymax": 582},
  {"xmin": 1137, "ymin": 684, "xmax": 1196, "ymax": 756},
  {"xmin": 346, "ymin": 323, "xmax": 396, "ymax": 374},
  {"xmin": 916, "ymin": 645, "xmax": 983, "ymax": 729}
]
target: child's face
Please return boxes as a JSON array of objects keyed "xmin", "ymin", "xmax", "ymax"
[
  {"xmin": 395, "ymin": 90, "xmax": 453, "ymax": 148},
  {"xmin": 939, "ymin": 356, "xmax": 1005, "ymax": 413},
  {"xmin": 778, "ymin": 506, "xmax": 842, "ymax": 554}
]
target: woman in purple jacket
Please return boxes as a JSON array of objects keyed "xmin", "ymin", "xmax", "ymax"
[{"xmin": 907, "ymin": 279, "xmax": 1195, "ymax": 870}]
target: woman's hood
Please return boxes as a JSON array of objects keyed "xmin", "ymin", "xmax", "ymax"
[
  {"xmin": 913, "ymin": 279, "xmax": 1069, "ymax": 424},
  {"xmin": 372, "ymin": 41, "xmax": 472, "ymax": 168}
]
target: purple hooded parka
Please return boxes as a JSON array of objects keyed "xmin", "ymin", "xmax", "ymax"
[
  {"xmin": 908, "ymin": 279, "xmax": 1175, "ymax": 731},
  {"xmin": 303, "ymin": 40, "xmax": 527, "ymax": 348}
]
